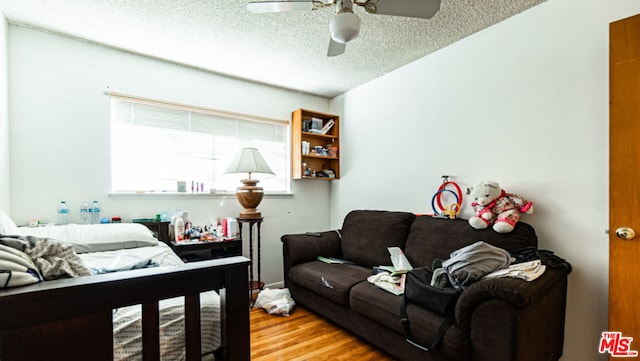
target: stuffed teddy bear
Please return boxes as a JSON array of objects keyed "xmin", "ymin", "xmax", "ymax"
[{"xmin": 467, "ymin": 180, "xmax": 534, "ymax": 233}]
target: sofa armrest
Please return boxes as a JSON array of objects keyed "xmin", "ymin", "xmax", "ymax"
[
  {"xmin": 281, "ymin": 231, "xmax": 342, "ymax": 286},
  {"xmin": 281, "ymin": 231, "xmax": 342, "ymax": 265},
  {"xmin": 455, "ymin": 267, "xmax": 569, "ymax": 331}
]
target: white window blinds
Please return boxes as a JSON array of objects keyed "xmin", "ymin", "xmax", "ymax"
[{"xmin": 110, "ymin": 95, "xmax": 289, "ymax": 193}]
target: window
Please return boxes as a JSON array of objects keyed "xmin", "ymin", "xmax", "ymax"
[{"xmin": 110, "ymin": 93, "xmax": 290, "ymax": 194}]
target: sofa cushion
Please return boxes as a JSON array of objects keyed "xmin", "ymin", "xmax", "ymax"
[
  {"xmin": 340, "ymin": 210, "xmax": 416, "ymax": 268},
  {"xmin": 350, "ymin": 281, "xmax": 470, "ymax": 360},
  {"xmin": 404, "ymin": 217, "xmax": 538, "ymax": 268},
  {"xmin": 288, "ymin": 261, "xmax": 371, "ymax": 306}
]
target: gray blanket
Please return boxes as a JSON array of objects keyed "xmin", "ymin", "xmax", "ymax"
[
  {"xmin": 0, "ymin": 234, "xmax": 91, "ymax": 281},
  {"xmin": 441, "ymin": 241, "xmax": 513, "ymax": 289}
]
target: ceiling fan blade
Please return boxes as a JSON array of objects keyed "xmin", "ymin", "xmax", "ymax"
[
  {"xmin": 365, "ymin": 0, "xmax": 441, "ymax": 19},
  {"xmin": 327, "ymin": 38, "xmax": 346, "ymax": 57},
  {"xmin": 247, "ymin": 1, "xmax": 315, "ymax": 13}
]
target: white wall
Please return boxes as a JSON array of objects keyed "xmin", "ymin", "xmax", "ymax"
[
  {"xmin": 7, "ymin": 26, "xmax": 333, "ymax": 288},
  {"xmin": 0, "ymin": 13, "xmax": 9, "ymax": 211},
  {"xmin": 330, "ymin": 1, "xmax": 640, "ymax": 360}
]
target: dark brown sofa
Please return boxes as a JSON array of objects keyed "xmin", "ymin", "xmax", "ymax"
[{"xmin": 281, "ymin": 210, "xmax": 570, "ymax": 361}]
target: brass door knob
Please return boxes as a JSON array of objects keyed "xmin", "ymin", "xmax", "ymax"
[{"xmin": 615, "ymin": 227, "xmax": 636, "ymax": 240}]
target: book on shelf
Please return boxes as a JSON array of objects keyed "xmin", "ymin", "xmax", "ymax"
[{"xmin": 308, "ymin": 119, "xmax": 335, "ymax": 135}]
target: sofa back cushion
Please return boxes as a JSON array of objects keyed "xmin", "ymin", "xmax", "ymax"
[
  {"xmin": 340, "ymin": 210, "xmax": 416, "ymax": 268},
  {"xmin": 404, "ymin": 216, "xmax": 538, "ymax": 268}
]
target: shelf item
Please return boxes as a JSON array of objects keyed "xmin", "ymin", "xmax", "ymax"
[{"xmin": 292, "ymin": 109, "xmax": 340, "ymax": 180}]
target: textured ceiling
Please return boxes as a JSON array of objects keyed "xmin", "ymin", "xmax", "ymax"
[{"xmin": 0, "ymin": 0, "xmax": 545, "ymax": 98}]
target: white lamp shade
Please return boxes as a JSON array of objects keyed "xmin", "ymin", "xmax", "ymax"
[
  {"xmin": 224, "ymin": 147, "xmax": 274, "ymax": 176},
  {"xmin": 329, "ymin": 11, "xmax": 361, "ymax": 44}
]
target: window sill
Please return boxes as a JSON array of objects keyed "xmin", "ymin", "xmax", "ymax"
[{"xmin": 109, "ymin": 191, "xmax": 293, "ymax": 199}]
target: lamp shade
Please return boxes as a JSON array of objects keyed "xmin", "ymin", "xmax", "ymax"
[
  {"xmin": 329, "ymin": 10, "xmax": 361, "ymax": 44},
  {"xmin": 224, "ymin": 147, "xmax": 274, "ymax": 178},
  {"xmin": 224, "ymin": 147, "xmax": 273, "ymax": 219}
]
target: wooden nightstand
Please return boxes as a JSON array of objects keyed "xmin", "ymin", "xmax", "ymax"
[
  {"xmin": 170, "ymin": 239, "xmax": 242, "ymax": 262},
  {"xmin": 134, "ymin": 220, "xmax": 171, "ymax": 244}
]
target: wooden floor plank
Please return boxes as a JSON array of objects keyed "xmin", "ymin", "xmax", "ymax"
[{"xmin": 250, "ymin": 306, "xmax": 397, "ymax": 361}]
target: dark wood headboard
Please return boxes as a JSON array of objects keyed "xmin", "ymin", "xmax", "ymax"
[{"xmin": 0, "ymin": 256, "xmax": 251, "ymax": 361}]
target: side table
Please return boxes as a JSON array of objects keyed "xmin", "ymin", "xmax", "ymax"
[
  {"xmin": 238, "ymin": 217, "xmax": 263, "ymax": 304},
  {"xmin": 170, "ymin": 239, "xmax": 242, "ymax": 262},
  {"xmin": 135, "ymin": 220, "xmax": 170, "ymax": 244}
]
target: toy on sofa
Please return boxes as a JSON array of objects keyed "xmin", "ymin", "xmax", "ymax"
[{"xmin": 467, "ymin": 180, "xmax": 534, "ymax": 233}]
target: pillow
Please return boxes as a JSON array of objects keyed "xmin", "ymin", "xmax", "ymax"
[
  {"xmin": 0, "ymin": 210, "xmax": 21, "ymax": 236},
  {"xmin": 18, "ymin": 223, "xmax": 159, "ymax": 253}
]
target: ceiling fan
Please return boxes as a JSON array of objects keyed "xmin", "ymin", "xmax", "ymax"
[{"xmin": 247, "ymin": 0, "xmax": 442, "ymax": 57}]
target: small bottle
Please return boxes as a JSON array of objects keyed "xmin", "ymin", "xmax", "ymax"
[
  {"xmin": 80, "ymin": 202, "xmax": 90, "ymax": 224},
  {"xmin": 216, "ymin": 222, "xmax": 224, "ymax": 239},
  {"xmin": 57, "ymin": 201, "xmax": 69, "ymax": 225},
  {"xmin": 174, "ymin": 217, "xmax": 185, "ymax": 242},
  {"xmin": 90, "ymin": 200, "xmax": 101, "ymax": 224}
]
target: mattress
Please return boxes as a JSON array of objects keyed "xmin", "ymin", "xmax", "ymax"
[
  {"xmin": 79, "ymin": 243, "xmax": 222, "ymax": 361},
  {"xmin": 111, "ymin": 290, "xmax": 220, "ymax": 361}
]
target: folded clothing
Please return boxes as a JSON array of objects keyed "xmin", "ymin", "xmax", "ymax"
[
  {"xmin": 367, "ymin": 272, "xmax": 404, "ymax": 295},
  {"xmin": 482, "ymin": 260, "xmax": 545, "ymax": 282}
]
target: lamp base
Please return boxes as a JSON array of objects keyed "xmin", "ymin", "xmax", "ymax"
[
  {"xmin": 239, "ymin": 209, "xmax": 263, "ymax": 219},
  {"xmin": 236, "ymin": 179, "xmax": 265, "ymax": 219}
]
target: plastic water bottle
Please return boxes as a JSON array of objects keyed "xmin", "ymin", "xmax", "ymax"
[
  {"xmin": 80, "ymin": 202, "xmax": 90, "ymax": 224},
  {"xmin": 90, "ymin": 201, "xmax": 101, "ymax": 224},
  {"xmin": 57, "ymin": 201, "xmax": 69, "ymax": 225}
]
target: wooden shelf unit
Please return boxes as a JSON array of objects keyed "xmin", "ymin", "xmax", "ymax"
[{"xmin": 291, "ymin": 109, "xmax": 340, "ymax": 180}]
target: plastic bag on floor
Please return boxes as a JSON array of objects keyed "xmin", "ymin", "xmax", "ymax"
[{"xmin": 254, "ymin": 288, "xmax": 296, "ymax": 316}]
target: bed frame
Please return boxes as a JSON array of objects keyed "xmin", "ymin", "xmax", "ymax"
[{"xmin": 0, "ymin": 255, "xmax": 251, "ymax": 361}]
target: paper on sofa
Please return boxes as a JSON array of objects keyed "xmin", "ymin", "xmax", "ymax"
[{"xmin": 377, "ymin": 247, "xmax": 413, "ymax": 276}]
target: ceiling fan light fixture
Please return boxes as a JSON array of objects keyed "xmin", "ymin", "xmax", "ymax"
[{"xmin": 329, "ymin": 10, "xmax": 361, "ymax": 44}]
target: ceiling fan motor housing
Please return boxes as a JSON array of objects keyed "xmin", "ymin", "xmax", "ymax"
[{"xmin": 329, "ymin": 9, "xmax": 361, "ymax": 43}]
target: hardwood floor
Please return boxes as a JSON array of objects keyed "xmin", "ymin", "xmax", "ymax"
[{"xmin": 250, "ymin": 306, "xmax": 397, "ymax": 361}]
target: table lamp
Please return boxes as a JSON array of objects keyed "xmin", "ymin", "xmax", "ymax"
[{"xmin": 224, "ymin": 147, "xmax": 274, "ymax": 219}]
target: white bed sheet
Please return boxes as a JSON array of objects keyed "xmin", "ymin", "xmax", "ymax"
[
  {"xmin": 79, "ymin": 243, "xmax": 221, "ymax": 361},
  {"xmin": 78, "ymin": 241, "xmax": 184, "ymax": 270}
]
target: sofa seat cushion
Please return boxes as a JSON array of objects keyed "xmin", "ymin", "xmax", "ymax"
[
  {"xmin": 340, "ymin": 210, "xmax": 416, "ymax": 268},
  {"xmin": 289, "ymin": 261, "xmax": 371, "ymax": 306},
  {"xmin": 350, "ymin": 281, "xmax": 470, "ymax": 360}
]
